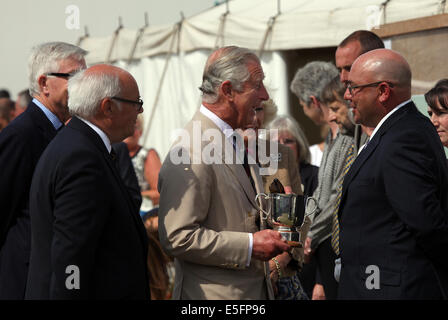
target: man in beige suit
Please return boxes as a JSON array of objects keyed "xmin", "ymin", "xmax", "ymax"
[{"xmin": 158, "ymin": 46, "xmax": 290, "ymax": 300}]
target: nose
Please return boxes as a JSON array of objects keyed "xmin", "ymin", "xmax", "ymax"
[
  {"xmin": 259, "ymin": 83, "xmax": 269, "ymax": 101},
  {"xmin": 430, "ymin": 113, "xmax": 439, "ymax": 127},
  {"xmin": 328, "ymin": 111, "xmax": 337, "ymax": 123},
  {"xmin": 343, "ymin": 87, "xmax": 352, "ymax": 101},
  {"xmin": 340, "ymin": 70, "xmax": 349, "ymax": 84}
]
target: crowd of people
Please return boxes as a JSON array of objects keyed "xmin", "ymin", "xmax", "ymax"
[{"xmin": 0, "ymin": 29, "xmax": 447, "ymax": 300}]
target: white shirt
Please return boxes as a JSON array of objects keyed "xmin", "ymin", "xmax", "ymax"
[
  {"xmin": 358, "ymin": 99, "xmax": 411, "ymax": 155},
  {"xmin": 78, "ymin": 117, "xmax": 112, "ymax": 153},
  {"xmin": 309, "ymin": 144, "xmax": 323, "ymax": 167},
  {"xmin": 199, "ymin": 105, "xmax": 253, "ymax": 267}
]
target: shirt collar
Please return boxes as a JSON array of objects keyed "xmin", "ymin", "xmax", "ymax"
[
  {"xmin": 78, "ymin": 117, "xmax": 112, "ymax": 153},
  {"xmin": 199, "ymin": 105, "xmax": 234, "ymax": 138},
  {"xmin": 199, "ymin": 105, "xmax": 244, "ymax": 151},
  {"xmin": 32, "ymin": 98, "xmax": 63, "ymax": 130},
  {"xmin": 369, "ymin": 99, "xmax": 412, "ymax": 141}
]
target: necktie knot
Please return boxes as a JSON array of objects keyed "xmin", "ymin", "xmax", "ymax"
[{"xmin": 110, "ymin": 149, "xmax": 117, "ymax": 161}]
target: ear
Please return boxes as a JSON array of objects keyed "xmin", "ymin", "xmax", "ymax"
[
  {"xmin": 37, "ymin": 75, "xmax": 49, "ymax": 95},
  {"xmin": 100, "ymin": 98, "xmax": 114, "ymax": 118},
  {"xmin": 220, "ymin": 80, "xmax": 234, "ymax": 101},
  {"xmin": 309, "ymin": 96, "xmax": 320, "ymax": 109},
  {"xmin": 377, "ymin": 83, "xmax": 391, "ymax": 104}
]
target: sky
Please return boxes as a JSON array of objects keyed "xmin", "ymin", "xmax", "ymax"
[{"xmin": 0, "ymin": 0, "xmax": 215, "ymax": 99}]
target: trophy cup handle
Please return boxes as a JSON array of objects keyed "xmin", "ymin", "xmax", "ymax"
[
  {"xmin": 255, "ymin": 193, "xmax": 270, "ymax": 221},
  {"xmin": 305, "ymin": 196, "xmax": 318, "ymax": 217}
]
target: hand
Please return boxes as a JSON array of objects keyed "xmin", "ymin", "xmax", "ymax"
[
  {"xmin": 312, "ymin": 283, "xmax": 326, "ymax": 300},
  {"xmin": 252, "ymin": 229, "xmax": 290, "ymax": 261},
  {"xmin": 303, "ymin": 237, "xmax": 313, "ymax": 263}
]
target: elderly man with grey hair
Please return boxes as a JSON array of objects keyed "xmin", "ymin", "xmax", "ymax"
[
  {"xmin": 158, "ymin": 46, "xmax": 290, "ymax": 300},
  {"xmin": 0, "ymin": 42, "xmax": 86, "ymax": 299},
  {"xmin": 26, "ymin": 64, "xmax": 149, "ymax": 299},
  {"xmin": 289, "ymin": 61, "xmax": 353, "ymax": 300}
]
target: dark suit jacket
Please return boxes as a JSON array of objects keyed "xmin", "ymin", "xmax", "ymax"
[
  {"xmin": 112, "ymin": 142, "xmax": 142, "ymax": 212},
  {"xmin": 0, "ymin": 102, "xmax": 58, "ymax": 299},
  {"xmin": 25, "ymin": 116, "xmax": 150, "ymax": 299},
  {"xmin": 338, "ymin": 102, "xmax": 448, "ymax": 300}
]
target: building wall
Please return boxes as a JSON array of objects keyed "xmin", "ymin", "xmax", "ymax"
[{"xmin": 390, "ymin": 27, "xmax": 448, "ymax": 95}]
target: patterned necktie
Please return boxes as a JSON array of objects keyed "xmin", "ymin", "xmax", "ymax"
[
  {"xmin": 110, "ymin": 148, "xmax": 118, "ymax": 164},
  {"xmin": 244, "ymin": 149, "xmax": 256, "ymax": 191},
  {"xmin": 232, "ymin": 136, "xmax": 255, "ymax": 190},
  {"xmin": 331, "ymin": 143, "xmax": 355, "ymax": 256}
]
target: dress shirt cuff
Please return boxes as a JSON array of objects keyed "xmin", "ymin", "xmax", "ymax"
[{"xmin": 247, "ymin": 233, "xmax": 253, "ymax": 267}]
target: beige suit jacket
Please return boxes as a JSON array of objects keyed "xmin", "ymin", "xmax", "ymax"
[{"xmin": 158, "ymin": 111, "xmax": 274, "ymax": 300}]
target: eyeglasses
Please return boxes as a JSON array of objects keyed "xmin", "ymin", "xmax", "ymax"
[
  {"xmin": 46, "ymin": 72, "xmax": 77, "ymax": 79},
  {"xmin": 111, "ymin": 96, "xmax": 144, "ymax": 112},
  {"xmin": 347, "ymin": 81, "xmax": 394, "ymax": 96}
]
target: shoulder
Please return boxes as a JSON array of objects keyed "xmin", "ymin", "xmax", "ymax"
[
  {"xmin": 0, "ymin": 116, "xmax": 36, "ymax": 153},
  {"xmin": 382, "ymin": 108, "xmax": 438, "ymax": 150}
]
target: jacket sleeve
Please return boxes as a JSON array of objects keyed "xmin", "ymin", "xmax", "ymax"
[
  {"xmin": 49, "ymin": 149, "xmax": 109, "ymax": 299},
  {"xmin": 382, "ymin": 126, "xmax": 448, "ymax": 270}
]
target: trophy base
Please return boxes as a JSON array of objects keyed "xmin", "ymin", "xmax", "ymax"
[
  {"xmin": 275, "ymin": 226, "xmax": 301, "ymax": 246},
  {"xmin": 287, "ymin": 241, "xmax": 302, "ymax": 247}
]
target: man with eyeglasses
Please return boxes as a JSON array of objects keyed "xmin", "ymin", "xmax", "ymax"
[
  {"xmin": 26, "ymin": 64, "xmax": 149, "ymax": 299},
  {"xmin": 0, "ymin": 42, "xmax": 86, "ymax": 299},
  {"xmin": 337, "ymin": 49, "xmax": 448, "ymax": 299},
  {"xmin": 335, "ymin": 30, "xmax": 384, "ymax": 155}
]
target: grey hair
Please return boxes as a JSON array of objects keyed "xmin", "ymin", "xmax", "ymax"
[
  {"xmin": 68, "ymin": 69, "xmax": 121, "ymax": 118},
  {"xmin": 28, "ymin": 42, "xmax": 87, "ymax": 96},
  {"xmin": 199, "ymin": 46, "xmax": 260, "ymax": 104},
  {"xmin": 267, "ymin": 115, "xmax": 311, "ymax": 164},
  {"xmin": 290, "ymin": 61, "xmax": 339, "ymax": 105}
]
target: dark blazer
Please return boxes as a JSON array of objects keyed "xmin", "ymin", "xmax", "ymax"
[
  {"xmin": 338, "ymin": 101, "xmax": 448, "ymax": 300},
  {"xmin": 25, "ymin": 116, "xmax": 150, "ymax": 299},
  {"xmin": 0, "ymin": 102, "xmax": 58, "ymax": 299},
  {"xmin": 112, "ymin": 142, "xmax": 142, "ymax": 212}
]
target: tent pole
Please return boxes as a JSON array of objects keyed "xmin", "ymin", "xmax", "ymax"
[
  {"xmin": 127, "ymin": 13, "xmax": 149, "ymax": 64},
  {"xmin": 106, "ymin": 17, "xmax": 124, "ymax": 63},
  {"xmin": 141, "ymin": 23, "xmax": 179, "ymax": 147}
]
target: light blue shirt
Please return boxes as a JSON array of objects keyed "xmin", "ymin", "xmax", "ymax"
[{"xmin": 32, "ymin": 98, "xmax": 63, "ymax": 130}]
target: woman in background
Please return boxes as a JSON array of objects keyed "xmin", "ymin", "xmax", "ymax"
[
  {"xmin": 267, "ymin": 114, "xmax": 319, "ymax": 299},
  {"xmin": 267, "ymin": 115, "xmax": 319, "ymax": 200},
  {"xmin": 124, "ymin": 115, "xmax": 162, "ymax": 217},
  {"xmin": 425, "ymin": 79, "xmax": 448, "ymax": 150}
]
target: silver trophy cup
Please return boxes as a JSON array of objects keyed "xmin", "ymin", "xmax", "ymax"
[{"xmin": 255, "ymin": 193, "xmax": 306, "ymax": 247}]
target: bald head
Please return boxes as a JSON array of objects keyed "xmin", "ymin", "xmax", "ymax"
[
  {"xmin": 345, "ymin": 49, "xmax": 413, "ymax": 127},
  {"xmin": 85, "ymin": 64, "xmax": 133, "ymax": 83},
  {"xmin": 68, "ymin": 64, "xmax": 142, "ymax": 142},
  {"xmin": 68, "ymin": 64, "xmax": 137, "ymax": 119},
  {"xmin": 352, "ymin": 49, "xmax": 412, "ymax": 96}
]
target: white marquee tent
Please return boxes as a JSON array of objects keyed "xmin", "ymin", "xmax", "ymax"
[{"xmin": 79, "ymin": 0, "xmax": 447, "ymax": 159}]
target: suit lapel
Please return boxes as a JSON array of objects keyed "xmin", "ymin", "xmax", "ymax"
[
  {"xmin": 28, "ymin": 102, "xmax": 58, "ymax": 142},
  {"xmin": 192, "ymin": 111, "xmax": 260, "ymax": 208}
]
